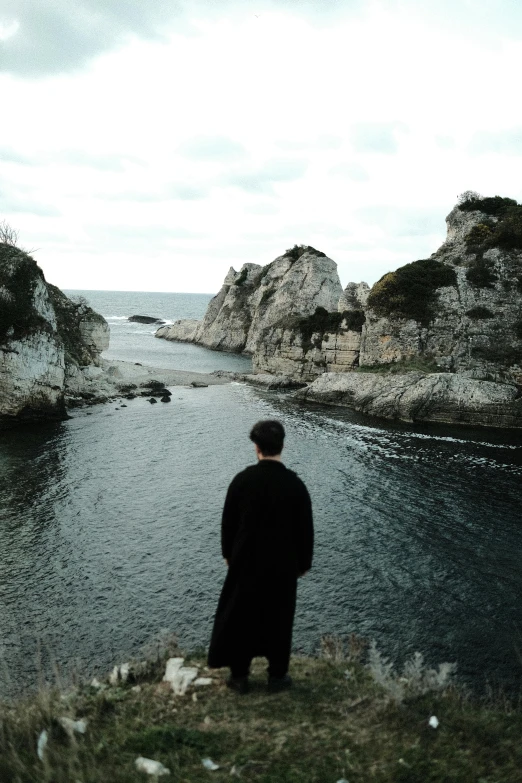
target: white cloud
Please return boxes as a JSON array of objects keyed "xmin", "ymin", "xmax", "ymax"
[{"xmin": 1, "ymin": 1, "xmax": 522, "ymax": 293}]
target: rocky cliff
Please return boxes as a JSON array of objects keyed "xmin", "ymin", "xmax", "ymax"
[
  {"xmin": 0, "ymin": 243, "xmax": 109, "ymax": 425},
  {"xmin": 295, "ymin": 371, "xmax": 522, "ymax": 428},
  {"xmin": 359, "ymin": 196, "xmax": 522, "ymax": 384},
  {"xmin": 157, "ymin": 195, "xmax": 522, "ymax": 427},
  {"xmin": 156, "ymin": 245, "xmax": 343, "ymax": 354},
  {"xmin": 249, "ymin": 199, "xmax": 522, "ymax": 384}
]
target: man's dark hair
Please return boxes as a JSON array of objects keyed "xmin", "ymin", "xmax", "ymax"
[{"xmin": 249, "ymin": 419, "xmax": 285, "ymax": 456}]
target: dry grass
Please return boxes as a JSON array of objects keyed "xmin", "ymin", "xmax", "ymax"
[{"xmin": 1, "ymin": 644, "xmax": 522, "ymax": 782}]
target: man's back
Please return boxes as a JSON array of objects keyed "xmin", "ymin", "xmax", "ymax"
[
  {"xmin": 207, "ymin": 419, "xmax": 313, "ymax": 688},
  {"xmin": 222, "ymin": 460, "xmax": 313, "ymax": 579}
]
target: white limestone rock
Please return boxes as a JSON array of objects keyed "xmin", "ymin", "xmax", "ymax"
[
  {"xmin": 294, "ymin": 372, "xmax": 522, "ymax": 428},
  {"xmin": 253, "ymin": 321, "xmax": 362, "ymax": 379},
  {"xmin": 0, "ymin": 243, "xmax": 110, "ymax": 424},
  {"xmin": 135, "ymin": 757, "xmax": 170, "ymax": 777},
  {"xmin": 155, "ymin": 246, "xmax": 343, "ymax": 355},
  {"xmin": 244, "ymin": 250, "xmax": 342, "ymax": 354},
  {"xmin": 360, "ymin": 203, "xmax": 522, "ymax": 384},
  {"xmin": 338, "ymin": 281, "xmax": 370, "ymax": 312},
  {"xmin": 156, "ymin": 319, "xmax": 200, "ymax": 343},
  {"xmin": 0, "ymin": 263, "xmax": 66, "ymax": 422},
  {"xmin": 163, "ymin": 657, "xmax": 199, "ymax": 695}
]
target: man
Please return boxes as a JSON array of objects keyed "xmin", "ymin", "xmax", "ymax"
[{"xmin": 207, "ymin": 419, "xmax": 314, "ymax": 694}]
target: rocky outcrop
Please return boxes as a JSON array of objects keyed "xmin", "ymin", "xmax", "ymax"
[
  {"xmin": 295, "ymin": 372, "xmax": 522, "ymax": 428},
  {"xmin": 155, "ymin": 196, "xmax": 522, "ymax": 428},
  {"xmin": 156, "ymin": 319, "xmax": 200, "ymax": 343},
  {"xmin": 156, "ymin": 245, "xmax": 343, "ymax": 354},
  {"xmin": 360, "ymin": 200, "xmax": 522, "ymax": 383},
  {"xmin": 338, "ymin": 281, "xmax": 370, "ymax": 312},
  {"xmin": 253, "ymin": 313, "xmax": 363, "ymax": 380},
  {"xmin": 0, "ymin": 244, "xmax": 109, "ymax": 425},
  {"xmin": 128, "ymin": 315, "xmax": 165, "ymax": 324}
]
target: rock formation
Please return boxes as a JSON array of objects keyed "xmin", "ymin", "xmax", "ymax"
[
  {"xmin": 156, "ymin": 245, "xmax": 343, "ymax": 354},
  {"xmin": 0, "ymin": 243, "xmax": 109, "ymax": 426},
  {"xmin": 157, "ymin": 195, "xmax": 522, "ymax": 427},
  {"xmin": 252, "ymin": 201, "xmax": 522, "ymax": 385},
  {"xmin": 359, "ymin": 199, "xmax": 522, "ymax": 383},
  {"xmin": 295, "ymin": 372, "xmax": 522, "ymax": 428},
  {"xmin": 128, "ymin": 315, "xmax": 166, "ymax": 324}
]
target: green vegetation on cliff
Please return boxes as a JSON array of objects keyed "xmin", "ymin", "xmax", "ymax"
[
  {"xmin": 273, "ymin": 307, "xmax": 365, "ymax": 352},
  {"xmin": 0, "ymin": 244, "xmax": 48, "ymax": 343},
  {"xmin": 284, "ymin": 244, "xmax": 327, "ymax": 261},
  {"xmin": 1, "ymin": 641, "xmax": 521, "ymax": 783},
  {"xmin": 460, "ymin": 193, "xmax": 522, "ymax": 252},
  {"xmin": 367, "ymin": 259, "xmax": 457, "ymax": 325}
]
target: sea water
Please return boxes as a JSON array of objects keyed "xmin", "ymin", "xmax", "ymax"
[{"xmin": 0, "ymin": 290, "xmax": 521, "ymax": 697}]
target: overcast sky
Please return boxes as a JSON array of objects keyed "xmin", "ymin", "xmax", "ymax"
[{"xmin": 2, "ymin": 0, "xmax": 522, "ymax": 294}]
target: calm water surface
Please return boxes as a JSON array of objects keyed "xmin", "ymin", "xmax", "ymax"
[{"xmin": 0, "ymin": 291, "xmax": 521, "ymax": 697}]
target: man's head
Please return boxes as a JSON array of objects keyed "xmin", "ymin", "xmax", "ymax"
[{"xmin": 249, "ymin": 419, "xmax": 285, "ymax": 458}]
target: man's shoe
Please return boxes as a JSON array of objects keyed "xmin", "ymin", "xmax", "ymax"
[
  {"xmin": 226, "ymin": 675, "xmax": 249, "ymax": 694},
  {"xmin": 267, "ymin": 674, "xmax": 292, "ymax": 692}
]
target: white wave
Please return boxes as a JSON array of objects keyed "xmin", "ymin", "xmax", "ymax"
[
  {"xmin": 105, "ymin": 315, "xmax": 128, "ymax": 321},
  {"xmin": 314, "ymin": 412, "xmax": 521, "ymax": 451}
]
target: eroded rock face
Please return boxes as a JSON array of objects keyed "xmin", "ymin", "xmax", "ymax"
[
  {"xmin": 156, "ymin": 247, "xmax": 343, "ymax": 354},
  {"xmin": 338, "ymin": 282, "xmax": 370, "ymax": 312},
  {"xmin": 253, "ymin": 321, "xmax": 362, "ymax": 379},
  {"xmin": 295, "ymin": 372, "xmax": 522, "ymax": 428},
  {"xmin": 360, "ymin": 204, "xmax": 522, "ymax": 383},
  {"xmin": 0, "ymin": 244, "xmax": 109, "ymax": 425},
  {"xmin": 156, "ymin": 319, "xmax": 200, "ymax": 343},
  {"xmin": 260, "ymin": 203, "xmax": 522, "ymax": 385}
]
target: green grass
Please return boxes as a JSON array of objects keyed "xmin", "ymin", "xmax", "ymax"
[{"xmin": 2, "ymin": 645, "xmax": 522, "ymax": 783}]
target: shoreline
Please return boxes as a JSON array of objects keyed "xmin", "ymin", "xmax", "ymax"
[
  {"xmin": 98, "ymin": 358, "xmax": 232, "ymax": 388},
  {"xmin": 63, "ymin": 357, "xmax": 232, "ymax": 411}
]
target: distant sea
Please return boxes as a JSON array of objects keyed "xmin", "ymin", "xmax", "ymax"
[
  {"xmin": 67, "ymin": 289, "xmax": 252, "ymax": 374},
  {"xmin": 0, "ymin": 290, "xmax": 521, "ymax": 698}
]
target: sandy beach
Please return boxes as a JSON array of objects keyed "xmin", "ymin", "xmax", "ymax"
[{"xmin": 101, "ymin": 358, "xmax": 231, "ymax": 387}]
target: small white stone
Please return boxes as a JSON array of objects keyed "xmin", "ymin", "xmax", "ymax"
[
  {"xmin": 202, "ymin": 758, "xmax": 220, "ymax": 771},
  {"xmin": 109, "ymin": 666, "xmax": 119, "ymax": 685},
  {"xmin": 163, "ymin": 658, "xmax": 198, "ymax": 695},
  {"xmin": 37, "ymin": 730, "xmax": 48, "ymax": 761},
  {"xmin": 135, "ymin": 756, "xmax": 170, "ymax": 776},
  {"xmin": 58, "ymin": 717, "xmax": 87, "ymax": 737},
  {"xmin": 428, "ymin": 715, "xmax": 439, "ymax": 729},
  {"xmin": 194, "ymin": 677, "xmax": 213, "ymax": 686}
]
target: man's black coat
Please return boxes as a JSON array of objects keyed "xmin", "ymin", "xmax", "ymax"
[{"xmin": 208, "ymin": 459, "xmax": 314, "ymax": 669}]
